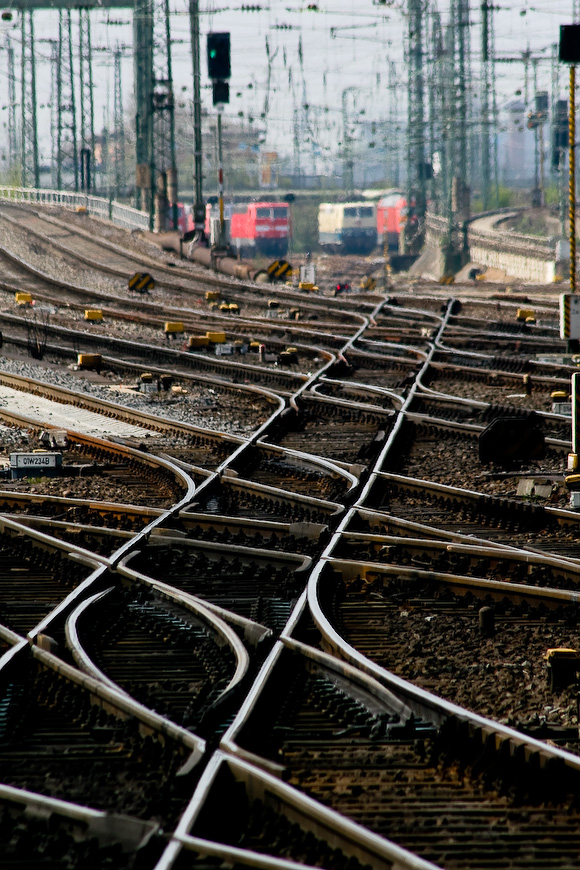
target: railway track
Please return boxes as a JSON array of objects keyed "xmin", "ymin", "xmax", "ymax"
[{"xmin": 4, "ymin": 200, "xmax": 580, "ymax": 868}]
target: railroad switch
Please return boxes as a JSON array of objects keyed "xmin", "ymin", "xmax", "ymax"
[{"xmin": 546, "ymin": 648, "xmax": 580, "ymax": 692}]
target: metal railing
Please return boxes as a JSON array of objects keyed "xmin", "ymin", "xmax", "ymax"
[{"xmin": 0, "ymin": 186, "xmax": 150, "ymax": 232}]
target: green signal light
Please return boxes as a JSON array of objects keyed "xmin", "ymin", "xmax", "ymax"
[{"xmin": 210, "ymin": 49, "xmax": 217, "ymax": 58}]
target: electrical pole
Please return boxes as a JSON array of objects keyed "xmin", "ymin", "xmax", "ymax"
[
  {"xmin": 56, "ymin": 10, "xmax": 78, "ymax": 191},
  {"xmin": 189, "ymin": 0, "xmax": 205, "ymax": 234},
  {"xmin": 45, "ymin": 39, "xmax": 59, "ymax": 189},
  {"xmin": 6, "ymin": 36, "xmax": 19, "ymax": 174},
  {"xmin": 20, "ymin": 10, "xmax": 39, "ymax": 188},
  {"xmin": 79, "ymin": 9, "xmax": 95, "ymax": 192},
  {"xmin": 427, "ymin": 8, "xmax": 438, "ymax": 208},
  {"xmin": 113, "ymin": 46, "xmax": 126, "ymax": 198},
  {"xmin": 151, "ymin": 0, "xmax": 177, "ymax": 232},
  {"xmin": 405, "ymin": 0, "xmax": 426, "ymax": 253},
  {"xmin": 342, "ymin": 86, "xmax": 357, "ymax": 196},
  {"xmin": 134, "ymin": 0, "xmax": 153, "ymax": 213},
  {"xmin": 481, "ymin": 0, "xmax": 492, "ymax": 209},
  {"xmin": 387, "ymin": 61, "xmax": 400, "ymax": 186},
  {"xmin": 293, "ymin": 104, "xmax": 301, "ymax": 187},
  {"xmin": 450, "ymin": 0, "xmax": 470, "ymax": 221}
]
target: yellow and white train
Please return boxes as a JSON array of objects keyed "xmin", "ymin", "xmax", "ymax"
[{"xmin": 318, "ymin": 201, "xmax": 377, "ymax": 254}]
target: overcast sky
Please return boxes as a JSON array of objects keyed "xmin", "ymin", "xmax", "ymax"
[{"xmin": 0, "ymin": 0, "xmax": 578, "ymax": 164}]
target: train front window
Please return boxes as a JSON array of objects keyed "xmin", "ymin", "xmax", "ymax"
[
  {"xmin": 344, "ymin": 207, "xmax": 357, "ymax": 217},
  {"xmin": 359, "ymin": 207, "xmax": 374, "ymax": 217},
  {"xmin": 256, "ymin": 207, "xmax": 271, "ymax": 218},
  {"xmin": 273, "ymin": 207, "xmax": 288, "ymax": 218}
]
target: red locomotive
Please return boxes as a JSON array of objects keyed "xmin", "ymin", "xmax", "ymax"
[
  {"xmin": 205, "ymin": 201, "xmax": 291, "ymax": 258},
  {"xmin": 376, "ymin": 191, "xmax": 406, "ymax": 252}
]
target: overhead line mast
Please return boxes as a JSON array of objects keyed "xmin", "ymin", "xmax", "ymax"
[
  {"xmin": 405, "ymin": 0, "xmax": 426, "ymax": 254},
  {"xmin": 20, "ymin": 10, "xmax": 39, "ymax": 188}
]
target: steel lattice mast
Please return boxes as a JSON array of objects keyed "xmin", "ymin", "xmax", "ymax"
[
  {"xmin": 78, "ymin": 8, "xmax": 95, "ymax": 191},
  {"xmin": 450, "ymin": 0, "xmax": 470, "ymax": 219},
  {"xmin": 189, "ymin": 0, "xmax": 204, "ymax": 232},
  {"xmin": 20, "ymin": 10, "xmax": 39, "ymax": 187},
  {"xmin": 405, "ymin": 0, "xmax": 427, "ymax": 252},
  {"xmin": 47, "ymin": 38, "xmax": 59, "ymax": 189},
  {"xmin": 150, "ymin": 0, "xmax": 177, "ymax": 229},
  {"xmin": 113, "ymin": 45, "xmax": 126, "ymax": 197},
  {"xmin": 134, "ymin": 0, "xmax": 153, "ymax": 211},
  {"xmin": 481, "ymin": 0, "xmax": 492, "ymax": 209},
  {"xmin": 56, "ymin": 10, "xmax": 79, "ymax": 191},
  {"xmin": 6, "ymin": 37, "xmax": 19, "ymax": 173}
]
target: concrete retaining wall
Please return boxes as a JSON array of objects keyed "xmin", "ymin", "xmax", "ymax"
[{"xmin": 424, "ymin": 210, "xmax": 563, "ymax": 283}]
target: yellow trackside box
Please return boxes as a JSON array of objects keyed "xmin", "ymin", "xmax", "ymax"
[
  {"xmin": 77, "ymin": 353, "xmax": 102, "ymax": 369},
  {"xmin": 206, "ymin": 331, "xmax": 226, "ymax": 344},
  {"xmin": 228, "ymin": 303, "xmax": 239, "ymax": 314},
  {"xmin": 298, "ymin": 282, "xmax": 316, "ymax": 291},
  {"xmin": 15, "ymin": 292, "xmax": 32, "ymax": 305},
  {"xmin": 187, "ymin": 335, "xmax": 209, "ymax": 348},
  {"xmin": 84, "ymin": 309, "xmax": 103, "ymax": 321},
  {"xmin": 560, "ymin": 293, "xmax": 580, "ymax": 339},
  {"xmin": 205, "ymin": 291, "xmax": 221, "ymax": 302},
  {"xmin": 516, "ymin": 308, "xmax": 535, "ymax": 322},
  {"xmin": 164, "ymin": 322, "xmax": 184, "ymax": 334}
]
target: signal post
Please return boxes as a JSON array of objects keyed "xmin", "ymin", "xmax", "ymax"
[{"xmin": 207, "ymin": 33, "xmax": 231, "ymax": 251}]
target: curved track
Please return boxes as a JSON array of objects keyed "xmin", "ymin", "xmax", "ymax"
[{"xmin": 1, "ymin": 199, "xmax": 579, "ymax": 869}]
